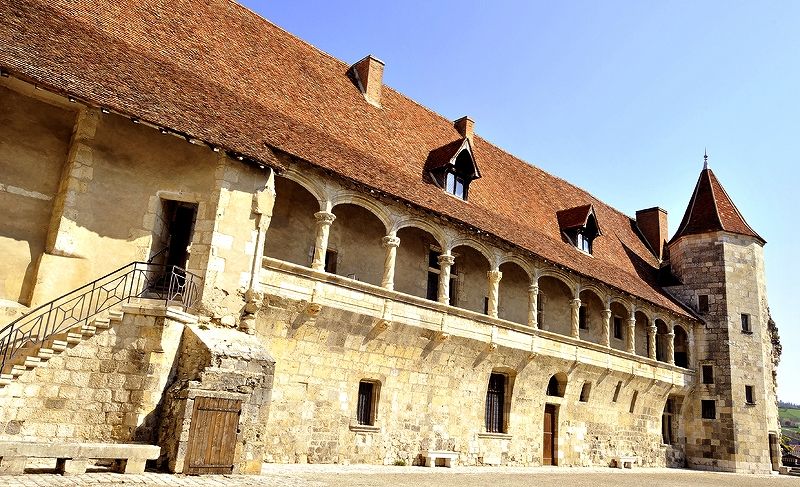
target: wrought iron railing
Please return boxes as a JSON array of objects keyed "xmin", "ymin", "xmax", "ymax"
[{"xmin": 0, "ymin": 261, "xmax": 202, "ymax": 373}]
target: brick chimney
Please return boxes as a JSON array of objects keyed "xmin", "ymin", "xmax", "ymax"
[
  {"xmin": 636, "ymin": 207, "xmax": 668, "ymax": 261},
  {"xmin": 350, "ymin": 55, "xmax": 385, "ymax": 107},
  {"xmin": 454, "ymin": 116, "xmax": 474, "ymax": 143}
]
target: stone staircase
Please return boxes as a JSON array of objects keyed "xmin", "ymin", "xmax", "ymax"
[{"xmin": 0, "ymin": 308, "xmax": 124, "ymax": 388}]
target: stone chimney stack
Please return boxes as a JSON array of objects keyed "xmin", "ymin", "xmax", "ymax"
[
  {"xmin": 454, "ymin": 116, "xmax": 474, "ymax": 143},
  {"xmin": 636, "ymin": 207, "xmax": 668, "ymax": 261},
  {"xmin": 350, "ymin": 55, "xmax": 385, "ymax": 107}
]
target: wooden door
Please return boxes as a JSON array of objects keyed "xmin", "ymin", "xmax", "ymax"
[
  {"xmin": 184, "ymin": 396, "xmax": 242, "ymax": 475},
  {"xmin": 543, "ymin": 404, "xmax": 557, "ymax": 465}
]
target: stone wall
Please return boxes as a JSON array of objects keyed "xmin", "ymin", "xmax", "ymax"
[
  {"xmin": 257, "ymin": 264, "xmax": 693, "ymax": 467},
  {"xmin": 0, "ymin": 303, "xmax": 191, "ymax": 444}
]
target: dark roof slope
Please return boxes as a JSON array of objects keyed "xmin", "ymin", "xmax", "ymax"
[
  {"xmin": 556, "ymin": 205, "xmax": 595, "ymax": 231},
  {"xmin": 670, "ymin": 167, "xmax": 764, "ymax": 245},
  {"xmin": 0, "ymin": 0, "xmax": 694, "ymax": 318}
]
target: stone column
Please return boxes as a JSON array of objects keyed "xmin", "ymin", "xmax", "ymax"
[
  {"xmin": 247, "ymin": 169, "xmax": 276, "ymax": 293},
  {"xmin": 311, "ymin": 211, "xmax": 336, "ymax": 271},
  {"xmin": 487, "ymin": 269, "xmax": 503, "ymax": 318},
  {"xmin": 666, "ymin": 322, "xmax": 676, "ymax": 365},
  {"xmin": 437, "ymin": 254, "xmax": 456, "ymax": 305},
  {"xmin": 380, "ymin": 235, "xmax": 401, "ymax": 290},
  {"xmin": 627, "ymin": 316, "xmax": 636, "ymax": 353},
  {"xmin": 687, "ymin": 326, "xmax": 695, "ymax": 368},
  {"xmin": 528, "ymin": 283, "xmax": 539, "ymax": 328},
  {"xmin": 602, "ymin": 308, "xmax": 612, "ymax": 347},
  {"xmin": 570, "ymin": 298, "xmax": 581, "ymax": 338},
  {"xmin": 647, "ymin": 325, "xmax": 657, "ymax": 360}
]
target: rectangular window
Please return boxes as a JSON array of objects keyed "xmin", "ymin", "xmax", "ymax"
[
  {"xmin": 662, "ymin": 398, "xmax": 674, "ymax": 444},
  {"xmin": 698, "ymin": 294, "xmax": 709, "ymax": 313},
  {"xmin": 701, "ymin": 365, "xmax": 714, "ymax": 384},
  {"xmin": 537, "ymin": 292, "xmax": 544, "ymax": 328},
  {"xmin": 357, "ymin": 381, "xmax": 377, "ymax": 426},
  {"xmin": 629, "ymin": 391, "xmax": 638, "ymax": 414},
  {"xmin": 578, "ymin": 306, "xmax": 587, "ymax": 329},
  {"xmin": 445, "ymin": 172, "xmax": 466, "ymax": 200},
  {"xmin": 741, "ymin": 314, "xmax": 751, "ymax": 333},
  {"xmin": 577, "ymin": 233, "xmax": 591, "ymax": 253},
  {"xmin": 613, "ymin": 316, "xmax": 623, "ymax": 340},
  {"xmin": 485, "ymin": 373, "xmax": 507, "ymax": 433},
  {"xmin": 745, "ymin": 385, "xmax": 755, "ymax": 405},
  {"xmin": 324, "ymin": 249, "xmax": 337, "ymax": 274},
  {"xmin": 483, "ymin": 297, "xmax": 489, "ymax": 315},
  {"xmin": 701, "ymin": 399, "xmax": 716, "ymax": 419},
  {"xmin": 612, "ymin": 381, "xmax": 622, "ymax": 402},
  {"xmin": 579, "ymin": 382, "xmax": 591, "ymax": 402}
]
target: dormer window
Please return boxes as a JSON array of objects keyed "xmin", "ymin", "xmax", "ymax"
[
  {"xmin": 425, "ymin": 139, "xmax": 481, "ymax": 201},
  {"xmin": 556, "ymin": 204, "xmax": 602, "ymax": 254}
]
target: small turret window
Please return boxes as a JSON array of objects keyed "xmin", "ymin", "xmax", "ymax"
[
  {"xmin": 556, "ymin": 205, "xmax": 602, "ymax": 255},
  {"xmin": 445, "ymin": 171, "xmax": 466, "ymax": 199},
  {"xmin": 425, "ymin": 139, "xmax": 481, "ymax": 201}
]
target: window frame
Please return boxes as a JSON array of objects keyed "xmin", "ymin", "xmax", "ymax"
[
  {"xmin": 579, "ymin": 382, "xmax": 592, "ymax": 403},
  {"xmin": 485, "ymin": 372, "xmax": 509, "ymax": 434},
  {"xmin": 701, "ymin": 364, "xmax": 714, "ymax": 384},
  {"xmin": 698, "ymin": 294, "xmax": 709, "ymax": 313},
  {"xmin": 745, "ymin": 385, "xmax": 755, "ymax": 405},
  {"xmin": 701, "ymin": 399, "xmax": 716, "ymax": 420},
  {"xmin": 578, "ymin": 305, "xmax": 588, "ymax": 330},
  {"xmin": 613, "ymin": 316, "xmax": 623, "ymax": 340},
  {"xmin": 741, "ymin": 313, "xmax": 752, "ymax": 333},
  {"xmin": 356, "ymin": 380, "xmax": 381, "ymax": 426}
]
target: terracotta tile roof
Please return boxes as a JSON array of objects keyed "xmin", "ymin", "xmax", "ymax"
[
  {"xmin": 424, "ymin": 139, "xmax": 471, "ymax": 173},
  {"xmin": 556, "ymin": 205, "xmax": 595, "ymax": 231},
  {"xmin": 670, "ymin": 168, "xmax": 764, "ymax": 245},
  {"xmin": 0, "ymin": 0, "xmax": 696, "ymax": 319}
]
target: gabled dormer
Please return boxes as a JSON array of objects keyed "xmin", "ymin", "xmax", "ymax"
[
  {"xmin": 425, "ymin": 137, "xmax": 480, "ymax": 200},
  {"xmin": 556, "ymin": 204, "xmax": 602, "ymax": 254}
]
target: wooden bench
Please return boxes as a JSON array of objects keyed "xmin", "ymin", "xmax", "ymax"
[
  {"xmin": 612, "ymin": 455, "xmax": 638, "ymax": 469},
  {"xmin": 420, "ymin": 450, "xmax": 458, "ymax": 467},
  {"xmin": 0, "ymin": 442, "xmax": 161, "ymax": 475}
]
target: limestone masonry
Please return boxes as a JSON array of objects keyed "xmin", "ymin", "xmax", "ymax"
[{"xmin": 0, "ymin": 0, "xmax": 782, "ymax": 476}]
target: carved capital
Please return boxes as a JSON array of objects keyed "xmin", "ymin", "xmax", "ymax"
[
  {"xmin": 437, "ymin": 253, "xmax": 456, "ymax": 267},
  {"xmin": 571, "ymin": 298, "xmax": 582, "ymax": 310},
  {"xmin": 487, "ymin": 270, "xmax": 503, "ymax": 284},
  {"xmin": 313, "ymin": 211, "xmax": 336, "ymax": 226},
  {"xmin": 381, "ymin": 235, "xmax": 400, "ymax": 248},
  {"xmin": 528, "ymin": 284, "xmax": 539, "ymax": 294}
]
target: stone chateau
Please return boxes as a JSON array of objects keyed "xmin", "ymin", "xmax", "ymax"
[{"xmin": 0, "ymin": 0, "xmax": 782, "ymax": 476}]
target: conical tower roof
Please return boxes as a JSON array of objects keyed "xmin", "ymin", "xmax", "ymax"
[{"xmin": 669, "ymin": 160, "xmax": 765, "ymax": 245}]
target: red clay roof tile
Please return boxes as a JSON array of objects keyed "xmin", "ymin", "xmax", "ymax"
[{"xmin": 0, "ymin": 0, "xmax": 698, "ymax": 319}]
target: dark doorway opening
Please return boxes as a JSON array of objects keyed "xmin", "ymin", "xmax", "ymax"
[
  {"xmin": 151, "ymin": 200, "xmax": 198, "ymax": 269},
  {"xmin": 543, "ymin": 404, "xmax": 558, "ymax": 465}
]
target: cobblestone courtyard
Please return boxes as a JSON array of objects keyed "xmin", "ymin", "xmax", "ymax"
[{"xmin": 1, "ymin": 465, "xmax": 798, "ymax": 487}]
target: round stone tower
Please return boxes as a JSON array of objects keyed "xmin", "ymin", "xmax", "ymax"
[{"xmin": 665, "ymin": 157, "xmax": 780, "ymax": 473}]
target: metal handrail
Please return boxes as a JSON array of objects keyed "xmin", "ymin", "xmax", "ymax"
[{"xmin": 0, "ymin": 261, "xmax": 202, "ymax": 372}]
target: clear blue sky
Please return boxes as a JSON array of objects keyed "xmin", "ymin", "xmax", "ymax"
[{"xmin": 243, "ymin": 1, "xmax": 799, "ymax": 403}]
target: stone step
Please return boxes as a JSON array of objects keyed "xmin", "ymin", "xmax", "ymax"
[
  {"xmin": 66, "ymin": 332, "xmax": 82, "ymax": 344},
  {"xmin": 93, "ymin": 318, "xmax": 111, "ymax": 329},
  {"xmin": 37, "ymin": 348, "xmax": 54, "ymax": 360},
  {"xmin": 80, "ymin": 324, "xmax": 96, "ymax": 336},
  {"xmin": 23, "ymin": 356, "xmax": 42, "ymax": 368},
  {"xmin": 10, "ymin": 365, "xmax": 26, "ymax": 377},
  {"xmin": 51, "ymin": 340, "xmax": 68, "ymax": 352},
  {"xmin": 109, "ymin": 310, "xmax": 124, "ymax": 322},
  {"xmin": 0, "ymin": 374, "xmax": 12, "ymax": 386}
]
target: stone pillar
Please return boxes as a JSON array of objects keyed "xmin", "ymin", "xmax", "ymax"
[
  {"xmin": 602, "ymin": 308, "xmax": 612, "ymax": 347},
  {"xmin": 311, "ymin": 211, "xmax": 336, "ymax": 271},
  {"xmin": 687, "ymin": 326, "xmax": 695, "ymax": 368},
  {"xmin": 437, "ymin": 253, "xmax": 456, "ymax": 305},
  {"xmin": 381, "ymin": 235, "xmax": 401, "ymax": 290},
  {"xmin": 666, "ymin": 322, "xmax": 676, "ymax": 365},
  {"xmin": 528, "ymin": 283, "xmax": 539, "ymax": 328},
  {"xmin": 627, "ymin": 316, "xmax": 636, "ymax": 353},
  {"xmin": 647, "ymin": 325, "xmax": 657, "ymax": 360},
  {"xmin": 247, "ymin": 169, "xmax": 276, "ymax": 293},
  {"xmin": 570, "ymin": 298, "xmax": 581, "ymax": 338},
  {"xmin": 487, "ymin": 269, "xmax": 502, "ymax": 318}
]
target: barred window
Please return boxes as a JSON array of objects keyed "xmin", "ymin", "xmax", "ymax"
[
  {"xmin": 701, "ymin": 399, "xmax": 716, "ymax": 419},
  {"xmin": 485, "ymin": 373, "xmax": 507, "ymax": 433},
  {"xmin": 357, "ymin": 380, "xmax": 380, "ymax": 426}
]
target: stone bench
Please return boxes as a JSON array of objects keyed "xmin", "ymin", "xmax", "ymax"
[
  {"xmin": 0, "ymin": 441, "xmax": 161, "ymax": 475},
  {"xmin": 421, "ymin": 450, "xmax": 458, "ymax": 467},
  {"xmin": 612, "ymin": 455, "xmax": 638, "ymax": 469}
]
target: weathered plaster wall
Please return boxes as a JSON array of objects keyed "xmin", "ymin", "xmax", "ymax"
[
  {"xmin": 578, "ymin": 291, "xmax": 604, "ymax": 344},
  {"xmin": 393, "ymin": 226, "xmax": 435, "ymax": 300},
  {"xmin": 328, "ymin": 204, "xmax": 385, "ymax": 286},
  {"xmin": 0, "ymin": 85, "xmax": 75, "ymax": 303},
  {"xmin": 453, "ymin": 245, "xmax": 489, "ymax": 314},
  {"xmin": 538, "ymin": 277, "xmax": 571, "ymax": 336},
  {"xmin": 498, "ymin": 263, "xmax": 529, "ymax": 325},
  {"xmin": 263, "ymin": 177, "xmax": 317, "ymax": 268}
]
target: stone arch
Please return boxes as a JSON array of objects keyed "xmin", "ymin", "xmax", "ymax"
[
  {"xmin": 537, "ymin": 275, "xmax": 573, "ymax": 336},
  {"xmin": 578, "ymin": 288, "xmax": 605, "ymax": 345},
  {"xmin": 673, "ymin": 324, "xmax": 690, "ymax": 368},
  {"xmin": 278, "ymin": 170, "xmax": 328, "ymax": 209},
  {"xmin": 498, "ymin": 260, "xmax": 529, "ymax": 325},
  {"xmin": 536, "ymin": 268, "xmax": 577, "ymax": 295},
  {"xmin": 394, "ymin": 225, "xmax": 443, "ymax": 301},
  {"xmin": 330, "ymin": 192, "xmax": 393, "ymax": 234},
  {"xmin": 634, "ymin": 310, "xmax": 650, "ymax": 358},
  {"xmin": 609, "ymin": 300, "xmax": 631, "ymax": 352},
  {"xmin": 393, "ymin": 217, "xmax": 446, "ymax": 250},
  {"xmin": 546, "ymin": 372, "xmax": 567, "ymax": 397},
  {"xmin": 497, "ymin": 254, "xmax": 533, "ymax": 279},
  {"xmin": 451, "ymin": 243, "xmax": 490, "ymax": 313},
  {"xmin": 264, "ymin": 176, "xmax": 319, "ymax": 267},
  {"xmin": 447, "ymin": 237, "xmax": 495, "ymax": 266},
  {"xmin": 654, "ymin": 318, "xmax": 669, "ymax": 363},
  {"xmin": 328, "ymin": 203, "xmax": 387, "ymax": 286}
]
